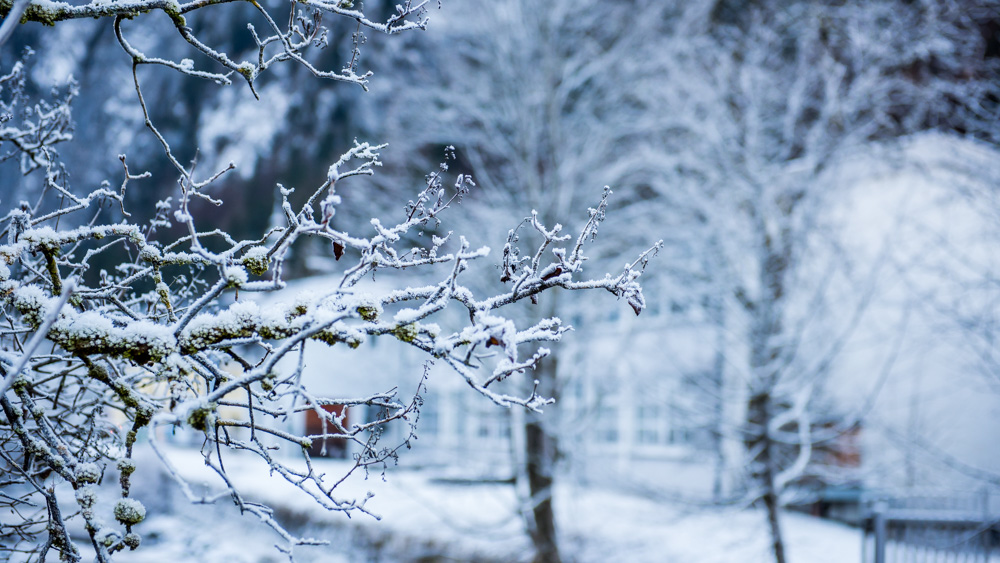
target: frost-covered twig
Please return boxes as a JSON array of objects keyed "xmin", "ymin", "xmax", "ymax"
[
  {"xmin": 0, "ymin": 279, "xmax": 74, "ymax": 397},
  {"xmin": 0, "ymin": 133, "xmax": 655, "ymax": 560},
  {"xmin": 0, "ymin": 5, "xmax": 658, "ymax": 559}
]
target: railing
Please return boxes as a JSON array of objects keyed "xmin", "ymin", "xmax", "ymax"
[{"xmin": 863, "ymin": 490, "xmax": 1000, "ymax": 563}]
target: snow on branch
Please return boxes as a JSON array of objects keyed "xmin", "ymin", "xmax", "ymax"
[{"xmin": 0, "ymin": 34, "xmax": 657, "ymax": 562}]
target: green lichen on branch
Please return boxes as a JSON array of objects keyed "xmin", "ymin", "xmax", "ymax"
[
  {"xmin": 16, "ymin": 1, "xmax": 60, "ymax": 26},
  {"xmin": 236, "ymin": 62, "xmax": 255, "ymax": 80},
  {"xmin": 392, "ymin": 322, "xmax": 419, "ymax": 343},
  {"xmin": 75, "ymin": 462, "xmax": 101, "ymax": 484},
  {"xmin": 5, "ymin": 278, "xmax": 356, "ymax": 365},
  {"xmin": 186, "ymin": 403, "xmax": 216, "ymax": 432},
  {"xmin": 41, "ymin": 247, "xmax": 62, "ymax": 294},
  {"xmin": 258, "ymin": 371, "xmax": 277, "ymax": 392},
  {"xmin": 179, "ymin": 301, "xmax": 351, "ymax": 352},
  {"xmin": 161, "ymin": 0, "xmax": 183, "ymax": 26},
  {"xmin": 356, "ymin": 305, "xmax": 380, "ymax": 321},
  {"xmin": 0, "ymin": 0, "xmax": 197, "ymax": 26},
  {"xmin": 123, "ymin": 532, "xmax": 141, "ymax": 550},
  {"xmin": 240, "ymin": 246, "xmax": 270, "ymax": 276},
  {"xmin": 83, "ymin": 361, "xmax": 155, "ymax": 421},
  {"xmin": 153, "ymin": 273, "xmax": 176, "ymax": 321},
  {"xmin": 113, "ymin": 498, "xmax": 146, "ymax": 525},
  {"xmin": 49, "ymin": 318, "xmax": 174, "ymax": 365}
]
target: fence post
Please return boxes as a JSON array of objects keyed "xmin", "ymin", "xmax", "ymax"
[
  {"xmin": 873, "ymin": 500, "xmax": 887, "ymax": 563},
  {"xmin": 983, "ymin": 488, "xmax": 991, "ymax": 562}
]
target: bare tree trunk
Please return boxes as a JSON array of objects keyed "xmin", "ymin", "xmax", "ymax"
[
  {"xmin": 524, "ymin": 350, "xmax": 561, "ymax": 563},
  {"xmin": 750, "ymin": 391, "xmax": 788, "ymax": 563},
  {"xmin": 709, "ymin": 295, "xmax": 727, "ymax": 502},
  {"xmin": 762, "ymin": 466, "xmax": 787, "ymax": 563},
  {"xmin": 512, "ymin": 284, "xmax": 564, "ymax": 563},
  {"xmin": 746, "ymin": 227, "xmax": 791, "ymax": 563}
]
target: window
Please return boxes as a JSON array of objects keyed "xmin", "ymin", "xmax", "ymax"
[
  {"xmin": 474, "ymin": 407, "xmax": 510, "ymax": 443},
  {"xmin": 418, "ymin": 394, "xmax": 438, "ymax": 436},
  {"xmin": 637, "ymin": 404, "xmax": 665, "ymax": 445},
  {"xmin": 595, "ymin": 405, "xmax": 619, "ymax": 443}
]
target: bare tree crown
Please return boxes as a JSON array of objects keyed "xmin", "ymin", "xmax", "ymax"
[{"xmin": 0, "ymin": 2, "xmax": 659, "ymax": 560}]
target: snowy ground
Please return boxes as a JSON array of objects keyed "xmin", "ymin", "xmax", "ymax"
[{"xmin": 77, "ymin": 445, "xmax": 865, "ymax": 563}]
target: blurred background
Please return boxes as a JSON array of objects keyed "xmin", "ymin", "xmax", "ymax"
[{"xmin": 3, "ymin": 1, "xmax": 1000, "ymax": 561}]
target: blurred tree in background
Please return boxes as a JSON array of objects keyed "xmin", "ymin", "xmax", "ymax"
[{"xmin": 3, "ymin": 0, "xmax": 999, "ymax": 562}]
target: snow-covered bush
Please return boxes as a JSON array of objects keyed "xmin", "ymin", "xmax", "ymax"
[{"xmin": 0, "ymin": 2, "xmax": 658, "ymax": 561}]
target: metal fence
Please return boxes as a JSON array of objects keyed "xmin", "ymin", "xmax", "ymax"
[{"xmin": 863, "ymin": 490, "xmax": 1000, "ymax": 563}]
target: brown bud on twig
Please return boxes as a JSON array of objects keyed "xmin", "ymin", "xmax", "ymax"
[{"xmin": 541, "ymin": 267, "xmax": 563, "ymax": 281}]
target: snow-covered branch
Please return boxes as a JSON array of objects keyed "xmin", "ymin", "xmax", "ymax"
[{"xmin": 0, "ymin": 8, "xmax": 657, "ymax": 557}]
